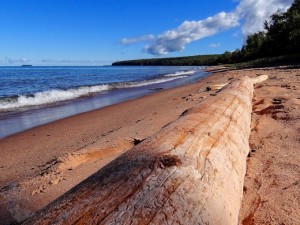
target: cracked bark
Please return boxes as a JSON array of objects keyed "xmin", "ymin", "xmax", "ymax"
[{"xmin": 23, "ymin": 76, "xmax": 267, "ymax": 225}]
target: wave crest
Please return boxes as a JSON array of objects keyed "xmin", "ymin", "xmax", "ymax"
[
  {"xmin": 0, "ymin": 85, "xmax": 109, "ymax": 110},
  {"xmin": 164, "ymin": 70, "xmax": 196, "ymax": 77},
  {"xmin": 0, "ymin": 69, "xmax": 198, "ymax": 110}
]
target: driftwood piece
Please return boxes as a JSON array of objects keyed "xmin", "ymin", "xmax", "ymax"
[
  {"xmin": 210, "ymin": 83, "xmax": 228, "ymax": 91},
  {"xmin": 23, "ymin": 76, "xmax": 267, "ymax": 225}
]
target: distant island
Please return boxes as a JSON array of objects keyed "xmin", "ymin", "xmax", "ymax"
[
  {"xmin": 113, "ymin": 0, "xmax": 300, "ymax": 68},
  {"xmin": 21, "ymin": 65, "xmax": 33, "ymax": 67}
]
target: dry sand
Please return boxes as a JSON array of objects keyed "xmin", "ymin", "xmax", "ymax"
[
  {"xmin": 0, "ymin": 66, "xmax": 299, "ymax": 225},
  {"xmin": 237, "ymin": 67, "xmax": 300, "ymax": 225}
]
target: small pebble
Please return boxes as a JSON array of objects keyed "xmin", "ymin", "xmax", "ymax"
[{"xmin": 204, "ymin": 87, "xmax": 211, "ymax": 92}]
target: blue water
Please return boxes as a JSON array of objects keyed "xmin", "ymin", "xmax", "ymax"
[
  {"xmin": 0, "ymin": 66, "xmax": 200, "ymax": 104},
  {"xmin": 0, "ymin": 66, "xmax": 208, "ymax": 138}
]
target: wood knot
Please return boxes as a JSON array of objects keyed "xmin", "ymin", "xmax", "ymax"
[{"xmin": 160, "ymin": 155, "xmax": 181, "ymax": 167}]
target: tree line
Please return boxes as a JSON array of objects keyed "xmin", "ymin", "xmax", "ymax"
[
  {"xmin": 113, "ymin": 0, "xmax": 300, "ymax": 67},
  {"xmin": 112, "ymin": 55, "xmax": 221, "ymax": 66}
]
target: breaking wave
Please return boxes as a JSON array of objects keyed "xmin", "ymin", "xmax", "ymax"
[
  {"xmin": 0, "ymin": 69, "xmax": 197, "ymax": 110},
  {"xmin": 164, "ymin": 69, "xmax": 196, "ymax": 77},
  {"xmin": 0, "ymin": 85, "xmax": 109, "ymax": 110},
  {"xmin": 116, "ymin": 76, "xmax": 188, "ymax": 88}
]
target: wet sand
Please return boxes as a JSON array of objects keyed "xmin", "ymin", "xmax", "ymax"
[{"xmin": 0, "ymin": 66, "xmax": 299, "ymax": 224}]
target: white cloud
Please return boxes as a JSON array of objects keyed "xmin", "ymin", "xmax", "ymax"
[
  {"xmin": 120, "ymin": 0, "xmax": 293, "ymax": 55},
  {"xmin": 236, "ymin": 0, "xmax": 293, "ymax": 38},
  {"xmin": 120, "ymin": 34, "xmax": 155, "ymax": 45},
  {"xmin": 209, "ymin": 43, "xmax": 221, "ymax": 48},
  {"xmin": 144, "ymin": 12, "xmax": 239, "ymax": 55}
]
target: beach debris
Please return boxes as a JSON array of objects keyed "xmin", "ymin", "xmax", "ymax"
[
  {"xmin": 181, "ymin": 95, "xmax": 194, "ymax": 101},
  {"xmin": 272, "ymin": 98, "xmax": 284, "ymax": 104},
  {"xmin": 132, "ymin": 138, "xmax": 145, "ymax": 146},
  {"xmin": 281, "ymin": 83, "xmax": 291, "ymax": 89},
  {"xmin": 251, "ymin": 74, "xmax": 268, "ymax": 83},
  {"xmin": 179, "ymin": 109, "xmax": 189, "ymax": 117},
  {"xmin": 204, "ymin": 83, "xmax": 228, "ymax": 92},
  {"xmin": 204, "ymin": 86, "xmax": 212, "ymax": 92},
  {"xmin": 213, "ymin": 83, "xmax": 225, "ymax": 90},
  {"xmin": 31, "ymin": 185, "xmax": 46, "ymax": 196},
  {"xmin": 49, "ymin": 179, "xmax": 61, "ymax": 185}
]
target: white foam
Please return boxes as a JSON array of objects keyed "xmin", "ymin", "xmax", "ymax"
[
  {"xmin": 164, "ymin": 70, "xmax": 196, "ymax": 77},
  {"xmin": 121, "ymin": 76, "xmax": 188, "ymax": 88},
  {"xmin": 0, "ymin": 85, "xmax": 109, "ymax": 110},
  {"xmin": 0, "ymin": 70, "xmax": 195, "ymax": 110}
]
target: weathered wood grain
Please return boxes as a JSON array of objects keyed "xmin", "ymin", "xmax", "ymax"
[{"xmin": 23, "ymin": 76, "xmax": 266, "ymax": 225}]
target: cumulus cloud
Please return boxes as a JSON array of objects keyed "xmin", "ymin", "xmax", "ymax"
[
  {"xmin": 236, "ymin": 0, "xmax": 293, "ymax": 37},
  {"xmin": 145, "ymin": 12, "xmax": 239, "ymax": 55},
  {"xmin": 120, "ymin": 34, "xmax": 155, "ymax": 45},
  {"xmin": 120, "ymin": 0, "xmax": 293, "ymax": 55},
  {"xmin": 209, "ymin": 43, "xmax": 221, "ymax": 48}
]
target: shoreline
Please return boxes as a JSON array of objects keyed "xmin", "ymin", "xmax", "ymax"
[
  {"xmin": 0, "ymin": 68, "xmax": 208, "ymax": 139},
  {"xmin": 0, "ymin": 66, "xmax": 299, "ymax": 224}
]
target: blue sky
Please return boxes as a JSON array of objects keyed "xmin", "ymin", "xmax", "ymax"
[{"xmin": 0, "ymin": 0, "xmax": 293, "ymax": 65}]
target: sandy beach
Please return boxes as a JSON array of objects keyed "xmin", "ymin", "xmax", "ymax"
[{"xmin": 0, "ymin": 66, "xmax": 299, "ymax": 225}]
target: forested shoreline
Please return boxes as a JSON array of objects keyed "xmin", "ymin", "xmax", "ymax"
[{"xmin": 113, "ymin": 0, "xmax": 300, "ymax": 67}]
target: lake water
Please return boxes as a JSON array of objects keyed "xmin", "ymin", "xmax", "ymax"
[{"xmin": 0, "ymin": 66, "xmax": 208, "ymax": 138}]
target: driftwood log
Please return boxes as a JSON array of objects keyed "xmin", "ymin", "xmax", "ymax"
[{"xmin": 23, "ymin": 76, "xmax": 267, "ymax": 225}]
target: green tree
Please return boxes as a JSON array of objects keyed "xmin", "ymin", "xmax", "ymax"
[
  {"xmin": 242, "ymin": 31, "xmax": 267, "ymax": 60},
  {"xmin": 286, "ymin": 0, "xmax": 300, "ymax": 53}
]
